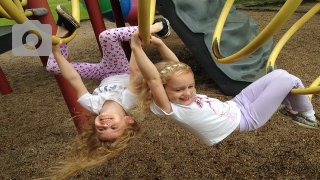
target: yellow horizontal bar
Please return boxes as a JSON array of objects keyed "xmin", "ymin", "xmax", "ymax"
[{"xmin": 291, "ymin": 86, "xmax": 320, "ymax": 95}]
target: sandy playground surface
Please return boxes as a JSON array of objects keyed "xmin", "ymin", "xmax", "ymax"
[{"xmin": 1, "ymin": 2, "xmax": 320, "ymax": 179}]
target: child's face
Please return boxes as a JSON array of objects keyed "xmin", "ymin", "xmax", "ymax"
[
  {"xmin": 164, "ymin": 72, "xmax": 196, "ymax": 105},
  {"xmin": 94, "ymin": 113, "xmax": 134, "ymax": 141}
]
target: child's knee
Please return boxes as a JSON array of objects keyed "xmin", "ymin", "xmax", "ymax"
[
  {"xmin": 278, "ymin": 73, "xmax": 303, "ymax": 88},
  {"xmin": 46, "ymin": 56, "xmax": 55, "ymax": 72},
  {"xmin": 273, "ymin": 69, "xmax": 288, "ymax": 75},
  {"xmin": 99, "ymin": 29, "xmax": 115, "ymax": 42}
]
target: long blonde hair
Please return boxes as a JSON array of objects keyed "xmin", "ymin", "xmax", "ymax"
[
  {"xmin": 42, "ymin": 113, "xmax": 141, "ymax": 179},
  {"xmin": 136, "ymin": 61, "xmax": 193, "ymax": 115}
]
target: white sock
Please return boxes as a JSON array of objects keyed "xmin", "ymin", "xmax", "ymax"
[{"xmin": 301, "ymin": 109, "xmax": 316, "ymax": 121}]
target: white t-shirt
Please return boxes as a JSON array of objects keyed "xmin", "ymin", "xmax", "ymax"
[
  {"xmin": 78, "ymin": 74, "xmax": 137, "ymax": 114},
  {"xmin": 150, "ymin": 94, "xmax": 241, "ymax": 146}
]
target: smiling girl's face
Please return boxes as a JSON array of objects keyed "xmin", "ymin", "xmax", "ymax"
[
  {"xmin": 94, "ymin": 113, "xmax": 134, "ymax": 141},
  {"xmin": 164, "ymin": 72, "xmax": 196, "ymax": 105}
]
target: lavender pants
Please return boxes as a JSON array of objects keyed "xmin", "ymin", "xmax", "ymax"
[
  {"xmin": 46, "ymin": 26, "xmax": 139, "ymax": 81},
  {"xmin": 231, "ymin": 69, "xmax": 312, "ymax": 132}
]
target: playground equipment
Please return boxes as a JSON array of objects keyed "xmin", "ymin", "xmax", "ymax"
[
  {"xmin": 79, "ymin": 0, "xmax": 134, "ymax": 24},
  {"xmin": 156, "ymin": 0, "xmax": 320, "ymax": 96},
  {"xmin": 264, "ymin": 2, "xmax": 320, "ymax": 100},
  {"xmin": 0, "ymin": 0, "xmax": 155, "ymax": 132},
  {"xmin": 156, "ymin": 0, "xmax": 274, "ymax": 96},
  {"xmin": 3, "ymin": 0, "xmax": 318, "ymax": 131},
  {"xmin": 0, "ymin": 0, "xmax": 87, "ymax": 132},
  {"xmin": 211, "ymin": 0, "xmax": 320, "ymax": 99},
  {"xmin": 0, "ymin": 0, "xmax": 80, "ymax": 44},
  {"xmin": 0, "ymin": 26, "xmax": 13, "ymax": 95}
]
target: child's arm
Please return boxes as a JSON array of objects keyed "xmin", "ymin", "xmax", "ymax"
[
  {"xmin": 52, "ymin": 40, "xmax": 88, "ymax": 98},
  {"xmin": 150, "ymin": 36, "xmax": 179, "ymax": 63},
  {"xmin": 128, "ymin": 51, "xmax": 141, "ymax": 95},
  {"xmin": 131, "ymin": 31, "xmax": 172, "ymax": 113}
]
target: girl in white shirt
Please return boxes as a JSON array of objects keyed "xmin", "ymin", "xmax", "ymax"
[{"xmin": 131, "ymin": 30, "xmax": 319, "ymax": 146}]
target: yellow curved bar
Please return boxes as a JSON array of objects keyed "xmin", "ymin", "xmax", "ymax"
[
  {"xmin": 138, "ymin": 0, "xmax": 151, "ymax": 46},
  {"xmin": 24, "ymin": 10, "xmax": 33, "ymax": 17},
  {"xmin": 211, "ymin": 0, "xmax": 234, "ymax": 57},
  {"xmin": 0, "ymin": 0, "xmax": 27, "ymax": 24},
  {"xmin": 266, "ymin": 3, "xmax": 320, "ymax": 74},
  {"xmin": 21, "ymin": 0, "xmax": 27, "ymax": 7},
  {"xmin": 13, "ymin": 0, "xmax": 24, "ymax": 13},
  {"xmin": 211, "ymin": 0, "xmax": 302, "ymax": 64},
  {"xmin": 290, "ymin": 76, "xmax": 320, "ymax": 99},
  {"xmin": 0, "ymin": 0, "xmax": 80, "ymax": 45},
  {"xmin": 306, "ymin": 76, "xmax": 320, "ymax": 100},
  {"xmin": 0, "ymin": 5, "xmax": 12, "ymax": 19}
]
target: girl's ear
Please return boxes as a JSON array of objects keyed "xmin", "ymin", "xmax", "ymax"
[{"xmin": 125, "ymin": 116, "xmax": 135, "ymax": 124}]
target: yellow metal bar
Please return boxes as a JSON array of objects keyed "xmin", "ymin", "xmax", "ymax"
[
  {"xmin": 138, "ymin": 0, "xmax": 151, "ymax": 46},
  {"xmin": 71, "ymin": 0, "xmax": 81, "ymax": 23},
  {"xmin": 211, "ymin": 0, "xmax": 234, "ymax": 56},
  {"xmin": 24, "ymin": 10, "xmax": 33, "ymax": 17},
  {"xmin": 306, "ymin": 76, "xmax": 320, "ymax": 100},
  {"xmin": 266, "ymin": 3, "xmax": 320, "ymax": 74},
  {"xmin": 261, "ymin": 3, "xmax": 320, "ymax": 98},
  {"xmin": 13, "ymin": 0, "xmax": 24, "ymax": 13},
  {"xmin": 0, "ymin": 5, "xmax": 12, "ymax": 19},
  {"xmin": 291, "ymin": 86, "xmax": 320, "ymax": 95},
  {"xmin": 0, "ymin": 0, "xmax": 80, "ymax": 45},
  {"xmin": 21, "ymin": 0, "xmax": 28, "ymax": 7},
  {"xmin": 211, "ymin": 0, "xmax": 302, "ymax": 64},
  {"xmin": 0, "ymin": 0, "xmax": 35, "ymax": 29},
  {"xmin": 150, "ymin": 0, "xmax": 156, "ymax": 24}
]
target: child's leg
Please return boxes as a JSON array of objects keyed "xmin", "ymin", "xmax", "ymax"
[
  {"xmin": 95, "ymin": 23, "xmax": 164, "ymax": 80},
  {"xmin": 47, "ymin": 23, "xmax": 165, "ymax": 80},
  {"xmin": 46, "ymin": 43, "xmax": 69, "ymax": 75},
  {"xmin": 47, "ymin": 26, "xmax": 137, "ymax": 80},
  {"xmin": 47, "ymin": 42, "xmax": 108, "ymax": 80},
  {"xmin": 94, "ymin": 26, "xmax": 139, "ymax": 80},
  {"xmin": 232, "ymin": 69, "xmax": 313, "ymax": 132}
]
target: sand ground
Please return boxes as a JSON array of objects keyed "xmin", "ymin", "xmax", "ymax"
[{"xmin": 1, "ymin": 2, "xmax": 320, "ymax": 179}]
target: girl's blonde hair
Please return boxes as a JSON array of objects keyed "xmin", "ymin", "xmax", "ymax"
[
  {"xmin": 136, "ymin": 61, "xmax": 193, "ymax": 115},
  {"xmin": 43, "ymin": 113, "xmax": 141, "ymax": 179}
]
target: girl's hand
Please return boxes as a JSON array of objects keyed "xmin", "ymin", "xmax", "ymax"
[
  {"xmin": 52, "ymin": 40, "xmax": 64, "ymax": 54},
  {"xmin": 150, "ymin": 35, "xmax": 163, "ymax": 46}
]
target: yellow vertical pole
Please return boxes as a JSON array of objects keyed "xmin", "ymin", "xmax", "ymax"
[
  {"xmin": 150, "ymin": 0, "xmax": 156, "ymax": 24},
  {"xmin": 138, "ymin": 0, "xmax": 151, "ymax": 46}
]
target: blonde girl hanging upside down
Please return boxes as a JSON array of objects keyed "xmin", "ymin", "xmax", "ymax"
[
  {"xmin": 44, "ymin": 5, "xmax": 171, "ymax": 179},
  {"xmin": 131, "ymin": 30, "xmax": 320, "ymax": 147}
]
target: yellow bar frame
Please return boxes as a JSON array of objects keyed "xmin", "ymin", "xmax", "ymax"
[
  {"xmin": 266, "ymin": 3, "xmax": 320, "ymax": 74},
  {"xmin": 211, "ymin": 0, "xmax": 302, "ymax": 64},
  {"xmin": 264, "ymin": 3, "xmax": 320, "ymax": 98},
  {"xmin": 0, "ymin": 0, "xmax": 80, "ymax": 44},
  {"xmin": 137, "ymin": 0, "xmax": 156, "ymax": 46}
]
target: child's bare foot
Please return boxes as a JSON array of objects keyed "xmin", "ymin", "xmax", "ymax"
[{"xmin": 152, "ymin": 18, "xmax": 170, "ymax": 39}]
